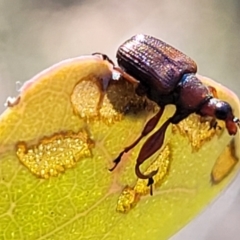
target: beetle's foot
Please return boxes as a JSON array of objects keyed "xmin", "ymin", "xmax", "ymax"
[
  {"xmin": 109, "ymin": 152, "xmax": 124, "ymax": 171},
  {"xmin": 92, "ymin": 52, "xmax": 115, "ymax": 66},
  {"xmin": 147, "ymin": 177, "xmax": 154, "ymax": 186},
  {"xmin": 209, "ymin": 118, "xmax": 221, "ymax": 131},
  {"xmin": 209, "ymin": 119, "xmax": 217, "ymax": 130},
  {"xmin": 147, "ymin": 177, "xmax": 154, "ymax": 195},
  {"xmin": 135, "ymin": 163, "xmax": 158, "ymax": 195}
]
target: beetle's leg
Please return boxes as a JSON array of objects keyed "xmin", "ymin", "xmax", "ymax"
[
  {"xmin": 209, "ymin": 118, "xmax": 217, "ymax": 129},
  {"xmin": 92, "ymin": 54, "xmax": 139, "ymax": 85},
  {"xmin": 135, "ymin": 118, "xmax": 171, "ymax": 191},
  {"xmin": 113, "ymin": 66, "xmax": 140, "ymax": 85},
  {"xmin": 135, "ymin": 111, "xmax": 192, "ymax": 192},
  {"xmin": 200, "ymin": 116, "xmax": 222, "ymax": 131},
  {"xmin": 92, "ymin": 52, "xmax": 115, "ymax": 66},
  {"xmin": 209, "ymin": 118, "xmax": 222, "ymax": 131},
  {"xmin": 109, "ymin": 107, "xmax": 165, "ymax": 171}
]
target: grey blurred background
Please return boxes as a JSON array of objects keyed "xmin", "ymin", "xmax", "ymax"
[{"xmin": 0, "ymin": 0, "xmax": 239, "ymax": 239}]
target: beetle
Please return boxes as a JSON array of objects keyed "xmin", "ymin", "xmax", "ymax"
[{"xmin": 97, "ymin": 34, "xmax": 240, "ymax": 194}]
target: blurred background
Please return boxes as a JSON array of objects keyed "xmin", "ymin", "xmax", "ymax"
[{"xmin": 0, "ymin": 0, "xmax": 239, "ymax": 239}]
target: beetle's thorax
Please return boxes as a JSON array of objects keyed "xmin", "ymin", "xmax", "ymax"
[
  {"xmin": 142, "ymin": 73, "xmax": 212, "ymax": 110},
  {"xmin": 175, "ymin": 74, "xmax": 212, "ymax": 111}
]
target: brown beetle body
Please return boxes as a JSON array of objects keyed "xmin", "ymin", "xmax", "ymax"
[
  {"xmin": 117, "ymin": 35, "xmax": 210, "ymax": 110},
  {"xmin": 117, "ymin": 34, "xmax": 197, "ymax": 96},
  {"xmin": 106, "ymin": 34, "xmax": 239, "ymax": 194}
]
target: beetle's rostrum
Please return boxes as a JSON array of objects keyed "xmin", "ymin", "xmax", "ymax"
[{"xmin": 99, "ymin": 34, "xmax": 240, "ymax": 194}]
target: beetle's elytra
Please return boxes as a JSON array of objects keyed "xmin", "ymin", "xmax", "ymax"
[
  {"xmin": 99, "ymin": 34, "xmax": 240, "ymax": 194},
  {"xmin": 117, "ymin": 34, "xmax": 198, "ymax": 95}
]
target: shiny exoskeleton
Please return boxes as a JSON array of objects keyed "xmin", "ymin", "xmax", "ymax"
[{"xmin": 108, "ymin": 34, "xmax": 240, "ymax": 194}]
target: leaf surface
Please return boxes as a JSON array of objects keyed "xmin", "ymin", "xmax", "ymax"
[{"xmin": 0, "ymin": 57, "xmax": 239, "ymax": 240}]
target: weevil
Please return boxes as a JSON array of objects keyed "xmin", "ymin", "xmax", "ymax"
[{"xmin": 97, "ymin": 34, "xmax": 240, "ymax": 194}]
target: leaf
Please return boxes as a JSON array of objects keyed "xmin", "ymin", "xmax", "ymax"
[{"xmin": 0, "ymin": 57, "xmax": 239, "ymax": 240}]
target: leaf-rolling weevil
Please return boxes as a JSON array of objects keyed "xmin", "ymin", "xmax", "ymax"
[{"xmin": 95, "ymin": 34, "xmax": 240, "ymax": 194}]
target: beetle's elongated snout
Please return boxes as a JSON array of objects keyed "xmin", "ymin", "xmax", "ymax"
[
  {"xmin": 226, "ymin": 117, "xmax": 238, "ymax": 135},
  {"xmin": 227, "ymin": 117, "xmax": 240, "ymax": 135}
]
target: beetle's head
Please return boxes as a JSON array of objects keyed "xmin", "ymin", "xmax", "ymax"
[{"xmin": 199, "ymin": 98, "xmax": 239, "ymax": 135}]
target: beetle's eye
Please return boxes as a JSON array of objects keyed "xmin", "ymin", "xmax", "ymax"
[{"xmin": 215, "ymin": 102, "xmax": 232, "ymax": 120}]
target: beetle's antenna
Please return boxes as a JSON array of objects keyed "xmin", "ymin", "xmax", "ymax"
[{"xmin": 233, "ymin": 117, "xmax": 240, "ymax": 128}]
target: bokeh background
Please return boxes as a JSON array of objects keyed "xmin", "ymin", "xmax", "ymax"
[{"xmin": 0, "ymin": 0, "xmax": 239, "ymax": 239}]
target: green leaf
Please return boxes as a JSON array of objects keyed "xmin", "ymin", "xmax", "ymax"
[{"xmin": 0, "ymin": 57, "xmax": 239, "ymax": 240}]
